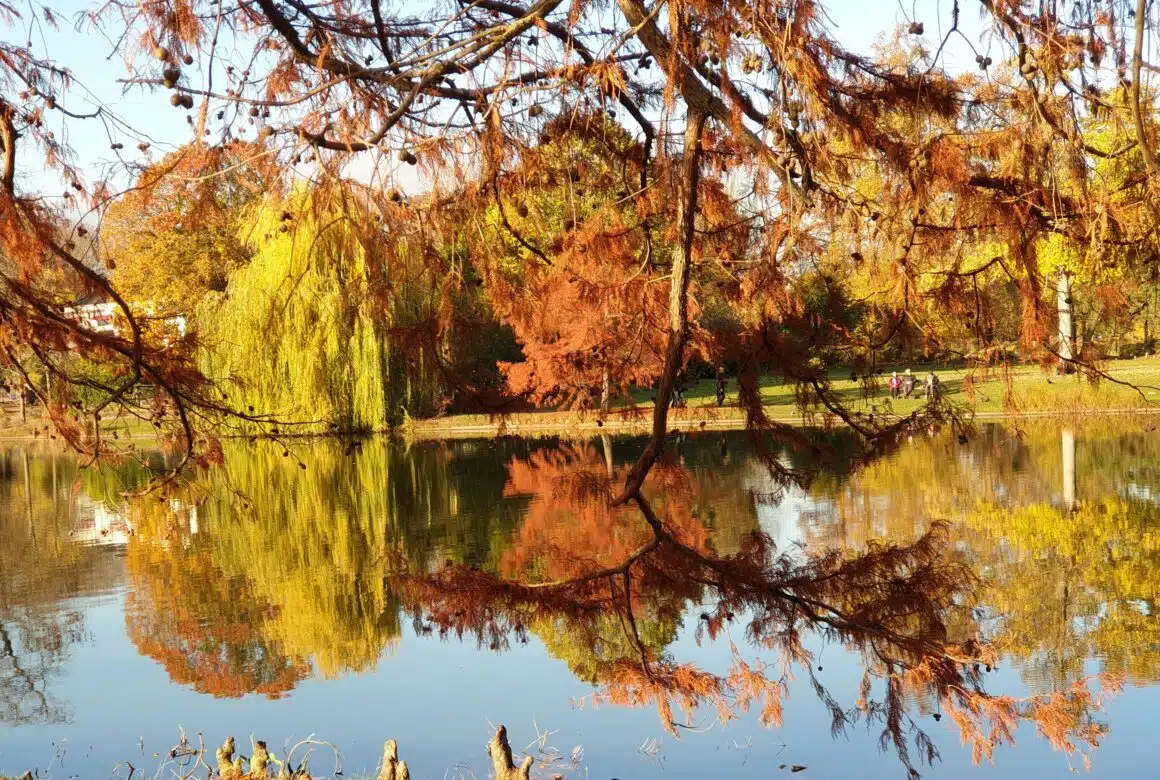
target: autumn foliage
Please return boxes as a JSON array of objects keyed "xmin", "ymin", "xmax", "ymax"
[
  {"xmin": 125, "ymin": 511, "xmax": 309, "ymax": 699},
  {"xmin": 1, "ymin": 1, "xmax": 1156, "ymax": 776}
]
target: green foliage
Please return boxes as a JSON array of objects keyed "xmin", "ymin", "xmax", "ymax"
[
  {"xmin": 103, "ymin": 146, "xmax": 258, "ymax": 315},
  {"xmin": 198, "ymin": 190, "xmax": 441, "ymax": 430},
  {"xmin": 484, "ymin": 113, "xmax": 648, "ymax": 274}
]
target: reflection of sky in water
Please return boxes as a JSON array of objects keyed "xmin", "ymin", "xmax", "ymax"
[
  {"xmin": 1, "ymin": 425, "xmax": 1159, "ymax": 779},
  {"xmin": 4, "ymin": 588, "xmax": 1148, "ymax": 780}
]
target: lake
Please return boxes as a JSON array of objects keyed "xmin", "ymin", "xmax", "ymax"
[{"xmin": 1, "ymin": 423, "xmax": 1157, "ymax": 779}]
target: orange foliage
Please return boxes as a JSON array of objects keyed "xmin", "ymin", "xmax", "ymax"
[
  {"xmin": 125, "ymin": 519, "xmax": 309, "ymax": 699},
  {"xmin": 499, "ymin": 445, "xmax": 708, "ymax": 580},
  {"xmin": 388, "ymin": 499, "xmax": 1114, "ymax": 778}
]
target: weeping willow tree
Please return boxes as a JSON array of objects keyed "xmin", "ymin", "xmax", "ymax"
[{"xmin": 197, "ymin": 185, "xmax": 447, "ymax": 432}]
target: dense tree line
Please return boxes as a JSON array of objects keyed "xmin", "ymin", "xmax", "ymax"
[{"xmin": 4, "ymin": 1, "xmax": 1160, "ymax": 449}]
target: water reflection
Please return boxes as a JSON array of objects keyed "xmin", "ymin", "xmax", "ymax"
[
  {"xmin": 804, "ymin": 424, "xmax": 1160, "ymax": 695},
  {"xmin": 0, "ymin": 425, "xmax": 1156, "ymax": 776},
  {"xmin": 0, "ymin": 449, "xmax": 125, "ymax": 726}
]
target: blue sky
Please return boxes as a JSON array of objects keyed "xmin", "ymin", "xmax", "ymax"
[{"xmin": 19, "ymin": 0, "xmax": 990, "ymax": 201}]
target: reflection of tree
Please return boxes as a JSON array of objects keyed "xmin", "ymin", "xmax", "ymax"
[
  {"xmin": 0, "ymin": 611, "xmax": 83, "ymax": 726},
  {"xmin": 805, "ymin": 423, "xmax": 1160, "ymax": 697},
  {"xmin": 500, "ymin": 445, "xmax": 711, "ymax": 580},
  {"xmin": 966, "ymin": 499, "xmax": 1160, "ymax": 690},
  {"xmin": 125, "ymin": 506, "xmax": 309, "ymax": 699},
  {"xmin": 534, "ymin": 611, "xmax": 681, "ymax": 685},
  {"xmin": 117, "ymin": 429, "xmax": 1115, "ymax": 776},
  {"xmin": 124, "ymin": 438, "xmax": 518, "ymax": 689},
  {"xmin": 0, "ymin": 448, "xmax": 126, "ymax": 726},
  {"xmin": 496, "ymin": 445, "xmax": 708, "ymax": 680},
  {"xmin": 192, "ymin": 444, "xmax": 403, "ymax": 678},
  {"xmin": 388, "ymin": 449, "xmax": 1109, "ymax": 779}
]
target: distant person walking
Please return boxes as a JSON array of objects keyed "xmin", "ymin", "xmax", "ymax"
[
  {"xmin": 925, "ymin": 371, "xmax": 941, "ymax": 401},
  {"xmin": 901, "ymin": 368, "xmax": 916, "ymax": 398},
  {"xmin": 889, "ymin": 371, "xmax": 901, "ymax": 399},
  {"xmin": 715, "ymin": 368, "xmax": 727, "ymax": 408}
]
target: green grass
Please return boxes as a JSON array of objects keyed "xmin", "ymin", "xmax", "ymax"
[
  {"xmin": 0, "ymin": 410, "xmax": 158, "ymax": 442},
  {"xmin": 12, "ymin": 360, "xmax": 1154, "ymax": 444},
  {"xmin": 404, "ymin": 356, "xmax": 1160, "ymax": 438},
  {"xmin": 627, "ymin": 356, "xmax": 1160, "ymax": 416}
]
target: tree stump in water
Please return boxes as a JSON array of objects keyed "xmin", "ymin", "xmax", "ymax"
[
  {"xmin": 377, "ymin": 739, "xmax": 409, "ymax": 780},
  {"xmin": 251, "ymin": 741, "xmax": 272, "ymax": 776},
  {"xmin": 378, "ymin": 725, "xmax": 529, "ymax": 779},
  {"xmin": 216, "ymin": 736, "xmax": 244, "ymax": 778},
  {"xmin": 488, "ymin": 725, "xmax": 533, "ymax": 780},
  {"xmin": 171, "ymin": 725, "xmax": 527, "ymax": 779}
]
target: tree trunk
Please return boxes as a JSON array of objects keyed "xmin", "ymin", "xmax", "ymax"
[
  {"xmin": 1132, "ymin": 0, "xmax": 1160, "ymax": 181},
  {"xmin": 1061, "ymin": 428, "xmax": 1076, "ymax": 512},
  {"xmin": 1056, "ymin": 270, "xmax": 1075, "ymax": 370},
  {"xmin": 19, "ymin": 384, "xmax": 25, "ymax": 423},
  {"xmin": 615, "ymin": 107, "xmax": 707, "ymax": 503},
  {"xmin": 600, "ymin": 364, "xmax": 611, "ymax": 414}
]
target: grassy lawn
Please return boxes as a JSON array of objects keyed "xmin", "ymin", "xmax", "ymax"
[
  {"xmin": 10, "ymin": 361, "xmax": 1152, "ymax": 443},
  {"xmin": 0, "ymin": 410, "xmax": 159, "ymax": 442},
  {"xmin": 626, "ymin": 356, "xmax": 1160, "ymax": 416},
  {"xmin": 404, "ymin": 356, "xmax": 1160, "ymax": 438}
]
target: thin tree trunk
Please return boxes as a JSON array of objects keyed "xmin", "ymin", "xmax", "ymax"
[
  {"xmin": 1056, "ymin": 270, "xmax": 1075, "ymax": 369},
  {"xmin": 615, "ymin": 107, "xmax": 707, "ymax": 504},
  {"xmin": 1132, "ymin": 0, "xmax": 1160, "ymax": 180},
  {"xmin": 600, "ymin": 364, "xmax": 611, "ymax": 414},
  {"xmin": 1061, "ymin": 428, "xmax": 1076, "ymax": 512},
  {"xmin": 19, "ymin": 384, "xmax": 25, "ymax": 423}
]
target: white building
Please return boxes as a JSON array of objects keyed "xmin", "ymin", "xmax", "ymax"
[{"xmin": 63, "ymin": 302, "xmax": 187, "ymax": 339}]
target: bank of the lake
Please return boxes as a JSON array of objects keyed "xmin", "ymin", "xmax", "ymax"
[
  {"xmin": 403, "ymin": 356, "xmax": 1160, "ymax": 439},
  {"xmin": 4, "ymin": 357, "xmax": 1160, "ymax": 443},
  {"xmin": 0, "ymin": 414, "xmax": 159, "ymax": 443}
]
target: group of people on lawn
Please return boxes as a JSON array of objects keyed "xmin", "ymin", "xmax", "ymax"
[
  {"xmin": 668, "ymin": 366, "xmax": 940, "ymax": 409},
  {"xmin": 889, "ymin": 368, "xmax": 941, "ymax": 400}
]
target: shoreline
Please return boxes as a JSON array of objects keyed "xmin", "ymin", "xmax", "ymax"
[
  {"xmin": 398, "ymin": 405, "xmax": 1160, "ymax": 441},
  {"xmin": 2, "ymin": 406, "xmax": 1157, "ymax": 445}
]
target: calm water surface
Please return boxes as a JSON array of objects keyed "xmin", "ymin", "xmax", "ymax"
[{"xmin": 1, "ymin": 424, "xmax": 1158, "ymax": 778}]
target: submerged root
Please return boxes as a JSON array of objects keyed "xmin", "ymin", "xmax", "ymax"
[
  {"xmin": 488, "ymin": 725, "xmax": 533, "ymax": 780},
  {"xmin": 377, "ymin": 738, "xmax": 409, "ymax": 780},
  {"xmin": 161, "ymin": 726, "xmax": 530, "ymax": 779}
]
